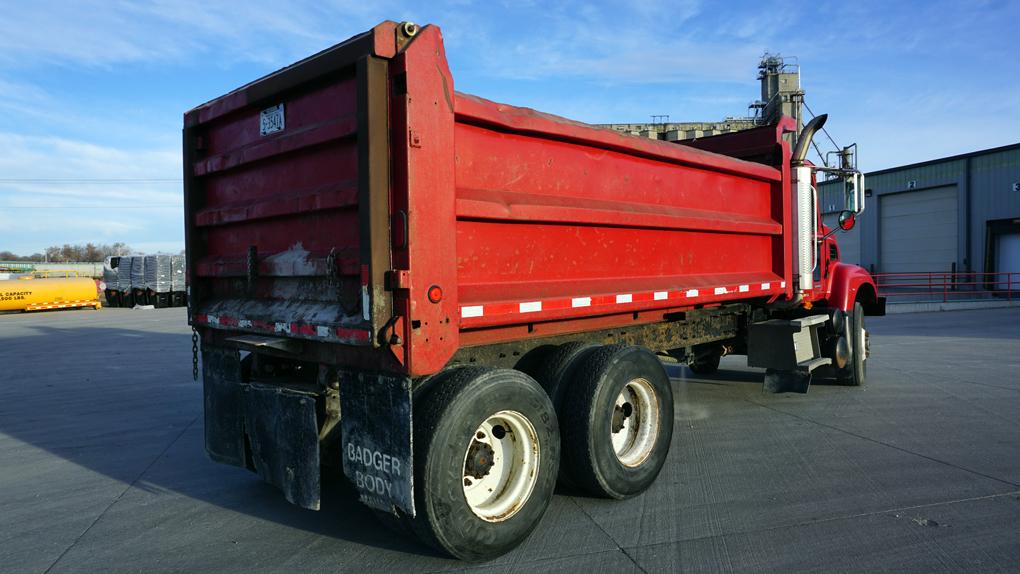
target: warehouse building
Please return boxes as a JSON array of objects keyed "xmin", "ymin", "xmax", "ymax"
[{"xmin": 820, "ymin": 143, "xmax": 1020, "ymax": 281}]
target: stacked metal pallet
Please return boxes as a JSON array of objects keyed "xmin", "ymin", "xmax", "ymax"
[
  {"xmin": 144, "ymin": 255, "xmax": 173, "ymax": 307},
  {"xmin": 171, "ymin": 255, "xmax": 186, "ymax": 306},
  {"xmin": 130, "ymin": 256, "xmax": 147, "ymax": 304},
  {"xmin": 116, "ymin": 256, "xmax": 135, "ymax": 306},
  {"xmin": 101, "ymin": 256, "xmax": 121, "ymax": 307},
  {"xmin": 101, "ymin": 254, "xmax": 187, "ymax": 308}
]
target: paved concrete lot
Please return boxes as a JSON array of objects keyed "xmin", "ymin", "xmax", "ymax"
[{"xmin": 2, "ymin": 307, "xmax": 1020, "ymax": 573}]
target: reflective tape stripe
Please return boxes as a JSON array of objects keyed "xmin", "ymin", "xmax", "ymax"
[{"xmin": 519, "ymin": 301, "xmax": 542, "ymax": 313}]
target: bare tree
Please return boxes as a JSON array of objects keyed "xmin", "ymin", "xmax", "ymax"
[
  {"xmin": 84, "ymin": 243, "xmax": 101, "ymax": 262},
  {"xmin": 3, "ymin": 243, "xmax": 138, "ymax": 262}
]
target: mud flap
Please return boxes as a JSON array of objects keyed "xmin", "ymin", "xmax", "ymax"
[
  {"xmin": 244, "ymin": 383, "xmax": 321, "ymax": 510},
  {"xmin": 203, "ymin": 346, "xmax": 247, "ymax": 467},
  {"xmin": 339, "ymin": 370, "xmax": 414, "ymax": 516},
  {"xmin": 763, "ymin": 368, "xmax": 812, "ymax": 394},
  {"xmin": 202, "ymin": 345, "xmax": 321, "ymax": 510}
]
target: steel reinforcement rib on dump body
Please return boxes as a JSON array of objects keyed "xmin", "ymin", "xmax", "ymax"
[
  {"xmin": 445, "ymin": 96, "xmax": 793, "ymax": 353},
  {"xmin": 183, "ymin": 21, "xmax": 410, "ymax": 363},
  {"xmin": 184, "ymin": 20, "xmax": 796, "ymax": 378}
]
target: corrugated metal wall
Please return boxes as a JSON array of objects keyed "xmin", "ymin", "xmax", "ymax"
[{"xmin": 820, "ymin": 144, "xmax": 1020, "ymax": 274}]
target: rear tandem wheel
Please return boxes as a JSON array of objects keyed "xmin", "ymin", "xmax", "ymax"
[
  {"xmin": 561, "ymin": 345, "xmax": 675, "ymax": 499},
  {"xmin": 389, "ymin": 367, "xmax": 560, "ymax": 561}
]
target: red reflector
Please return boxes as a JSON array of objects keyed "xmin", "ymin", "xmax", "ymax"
[{"xmin": 427, "ymin": 285, "xmax": 443, "ymax": 304}]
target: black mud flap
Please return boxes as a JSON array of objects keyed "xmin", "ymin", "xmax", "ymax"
[
  {"xmin": 203, "ymin": 346, "xmax": 247, "ymax": 467},
  {"xmin": 339, "ymin": 370, "xmax": 414, "ymax": 517},
  {"xmin": 244, "ymin": 383, "xmax": 321, "ymax": 510},
  {"xmin": 763, "ymin": 368, "xmax": 812, "ymax": 394},
  {"xmin": 202, "ymin": 345, "xmax": 322, "ymax": 510}
]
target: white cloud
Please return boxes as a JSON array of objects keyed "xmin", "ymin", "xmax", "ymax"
[
  {"xmin": 444, "ymin": 0, "xmax": 767, "ymax": 85},
  {"xmin": 0, "ymin": 0, "xmax": 401, "ymax": 69},
  {"xmin": 0, "ymin": 133, "xmax": 182, "ymax": 254}
]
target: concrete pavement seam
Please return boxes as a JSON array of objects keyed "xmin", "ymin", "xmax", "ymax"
[
  {"xmin": 566, "ymin": 497, "xmax": 651, "ymax": 574},
  {"xmin": 41, "ymin": 415, "xmax": 200, "ymax": 574},
  {"xmin": 745, "ymin": 398, "xmax": 1020, "ymax": 489},
  {"xmin": 884, "ymin": 363, "xmax": 1020, "ymax": 395},
  {"xmin": 621, "ymin": 489, "xmax": 1020, "ymax": 554}
]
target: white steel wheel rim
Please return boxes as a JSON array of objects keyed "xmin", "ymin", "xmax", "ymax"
[
  {"xmin": 461, "ymin": 410, "xmax": 540, "ymax": 523},
  {"xmin": 611, "ymin": 378, "xmax": 659, "ymax": 467}
]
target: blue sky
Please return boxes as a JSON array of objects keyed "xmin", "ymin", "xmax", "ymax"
[{"xmin": 1, "ymin": 0, "xmax": 1017, "ymax": 255}]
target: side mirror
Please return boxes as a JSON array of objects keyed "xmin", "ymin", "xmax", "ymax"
[
  {"xmin": 844, "ymin": 171, "xmax": 865, "ymax": 214},
  {"xmin": 838, "ymin": 210, "xmax": 856, "ymax": 231}
]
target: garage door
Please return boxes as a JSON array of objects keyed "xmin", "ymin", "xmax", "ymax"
[
  {"xmin": 823, "ymin": 213, "xmax": 861, "ymax": 265},
  {"xmin": 997, "ymin": 233, "xmax": 1020, "ymax": 292},
  {"xmin": 880, "ymin": 186, "xmax": 958, "ymax": 273}
]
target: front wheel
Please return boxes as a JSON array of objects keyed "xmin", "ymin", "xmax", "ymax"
[
  {"xmin": 837, "ymin": 301, "xmax": 868, "ymax": 386},
  {"xmin": 405, "ymin": 367, "xmax": 559, "ymax": 561}
]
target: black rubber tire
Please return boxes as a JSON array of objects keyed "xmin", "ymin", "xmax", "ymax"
[
  {"xmin": 513, "ymin": 344, "xmax": 558, "ymax": 378},
  {"xmin": 562, "ymin": 345, "xmax": 674, "ymax": 499},
  {"xmin": 518, "ymin": 342, "xmax": 598, "ymax": 487},
  {"xmin": 519, "ymin": 342, "xmax": 598, "ymax": 412},
  {"xmin": 837, "ymin": 301, "xmax": 867, "ymax": 386},
  {"xmin": 406, "ymin": 367, "xmax": 560, "ymax": 561}
]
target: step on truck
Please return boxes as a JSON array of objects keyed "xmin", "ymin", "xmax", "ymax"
[{"xmin": 184, "ymin": 20, "xmax": 886, "ymax": 561}]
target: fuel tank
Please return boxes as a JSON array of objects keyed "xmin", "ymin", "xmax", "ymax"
[{"xmin": 0, "ymin": 277, "xmax": 101, "ymax": 312}]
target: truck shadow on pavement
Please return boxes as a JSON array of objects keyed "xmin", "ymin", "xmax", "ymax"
[
  {"xmin": 666, "ymin": 363, "xmax": 851, "ymax": 388},
  {"xmin": 1, "ymin": 323, "xmax": 443, "ymax": 559},
  {"xmin": 6, "ymin": 316, "xmax": 914, "ymax": 561}
]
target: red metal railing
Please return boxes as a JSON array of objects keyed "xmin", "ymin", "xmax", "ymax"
[{"xmin": 873, "ymin": 271, "xmax": 1020, "ymax": 303}]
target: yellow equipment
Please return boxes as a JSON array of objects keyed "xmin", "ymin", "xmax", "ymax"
[
  {"xmin": 0, "ymin": 277, "xmax": 101, "ymax": 312},
  {"xmin": 17, "ymin": 270, "xmax": 82, "ymax": 279}
]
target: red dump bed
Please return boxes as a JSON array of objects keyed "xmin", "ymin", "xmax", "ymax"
[{"xmin": 185, "ymin": 21, "xmax": 794, "ymax": 377}]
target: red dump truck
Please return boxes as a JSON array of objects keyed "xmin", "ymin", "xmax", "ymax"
[{"xmin": 184, "ymin": 20, "xmax": 885, "ymax": 560}]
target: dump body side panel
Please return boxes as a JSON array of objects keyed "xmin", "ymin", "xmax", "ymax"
[{"xmin": 420, "ymin": 94, "xmax": 792, "ymax": 370}]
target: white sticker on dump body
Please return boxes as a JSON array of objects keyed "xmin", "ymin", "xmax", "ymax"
[{"xmin": 260, "ymin": 103, "xmax": 285, "ymax": 136}]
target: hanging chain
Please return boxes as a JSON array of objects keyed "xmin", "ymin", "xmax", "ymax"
[
  {"xmin": 192, "ymin": 327, "xmax": 200, "ymax": 382},
  {"xmin": 246, "ymin": 245, "xmax": 257, "ymax": 296},
  {"xmin": 325, "ymin": 247, "xmax": 337, "ymax": 290}
]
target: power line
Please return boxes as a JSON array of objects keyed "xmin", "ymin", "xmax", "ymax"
[
  {"xmin": 802, "ymin": 101, "xmax": 841, "ymax": 151},
  {"xmin": 0, "ymin": 178, "xmax": 182, "ymax": 184},
  {"xmin": 0, "ymin": 205, "xmax": 180, "ymax": 209}
]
